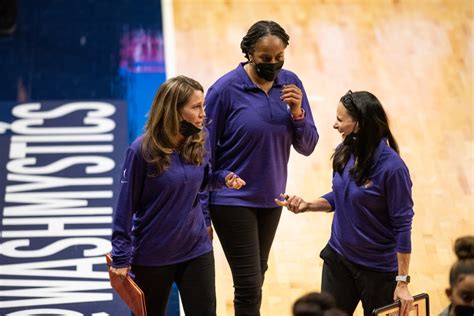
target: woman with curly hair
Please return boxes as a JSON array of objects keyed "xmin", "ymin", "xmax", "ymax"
[
  {"xmin": 203, "ymin": 20, "xmax": 318, "ymax": 315},
  {"xmin": 440, "ymin": 236, "xmax": 474, "ymax": 316}
]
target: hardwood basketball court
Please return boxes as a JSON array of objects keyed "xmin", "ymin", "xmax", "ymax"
[{"xmin": 168, "ymin": 1, "xmax": 473, "ymax": 314}]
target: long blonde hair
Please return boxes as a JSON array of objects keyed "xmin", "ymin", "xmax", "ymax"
[{"xmin": 141, "ymin": 75, "xmax": 205, "ymax": 176}]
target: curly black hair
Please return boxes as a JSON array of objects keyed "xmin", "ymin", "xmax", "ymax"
[
  {"xmin": 449, "ymin": 235, "xmax": 474, "ymax": 287},
  {"xmin": 240, "ymin": 20, "xmax": 290, "ymax": 60}
]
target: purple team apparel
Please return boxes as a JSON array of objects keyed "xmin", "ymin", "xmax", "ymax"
[
  {"xmin": 205, "ymin": 62, "xmax": 319, "ymax": 208},
  {"xmin": 112, "ymin": 133, "xmax": 228, "ymax": 268},
  {"xmin": 323, "ymin": 139, "xmax": 414, "ymax": 272}
]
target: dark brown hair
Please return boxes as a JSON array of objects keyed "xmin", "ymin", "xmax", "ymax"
[
  {"xmin": 449, "ymin": 235, "xmax": 474, "ymax": 287},
  {"xmin": 332, "ymin": 90, "xmax": 399, "ymax": 186},
  {"xmin": 293, "ymin": 292, "xmax": 347, "ymax": 316}
]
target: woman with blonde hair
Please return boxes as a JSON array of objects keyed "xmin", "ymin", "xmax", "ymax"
[{"xmin": 110, "ymin": 75, "xmax": 245, "ymax": 316}]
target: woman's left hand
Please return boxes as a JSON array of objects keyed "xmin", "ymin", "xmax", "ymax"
[
  {"xmin": 275, "ymin": 193, "xmax": 308, "ymax": 213},
  {"xmin": 207, "ymin": 226, "xmax": 214, "ymax": 241},
  {"xmin": 225, "ymin": 172, "xmax": 246, "ymax": 189},
  {"xmin": 393, "ymin": 283, "xmax": 413, "ymax": 316},
  {"xmin": 281, "ymin": 84, "xmax": 303, "ymax": 117}
]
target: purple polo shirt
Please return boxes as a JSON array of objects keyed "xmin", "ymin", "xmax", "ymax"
[
  {"xmin": 322, "ymin": 139, "xmax": 414, "ymax": 272},
  {"xmin": 111, "ymin": 133, "xmax": 227, "ymax": 268},
  {"xmin": 204, "ymin": 63, "xmax": 319, "ymax": 208}
]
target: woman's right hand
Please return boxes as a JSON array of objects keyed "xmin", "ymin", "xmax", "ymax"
[
  {"xmin": 275, "ymin": 193, "xmax": 308, "ymax": 213},
  {"xmin": 109, "ymin": 266, "xmax": 130, "ymax": 281},
  {"xmin": 225, "ymin": 172, "xmax": 246, "ymax": 189}
]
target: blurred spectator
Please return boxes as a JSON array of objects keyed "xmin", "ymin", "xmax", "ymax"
[
  {"xmin": 439, "ymin": 236, "xmax": 474, "ymax": 316},
  {"xmin": 293, "ymin": 292, "xmax": 347, "ymax": 316}
]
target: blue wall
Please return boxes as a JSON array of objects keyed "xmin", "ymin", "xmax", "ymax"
[{"xmin": 0, "ymin": 1, "xmax": 177, "ymax": 315}]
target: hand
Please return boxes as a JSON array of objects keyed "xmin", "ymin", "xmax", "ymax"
[
  {"xmin": 275, "ymin": 193, "xmax": 308, "ymax": 213},
  {"xmin": 281, "ymin": 84, "xmax": 303, "ymax": 117},
  {"xmin": 393, "ymin": 283, "xmax": 413, "ymax": 316},
  {"xmin": 109, "ymin": 266, "xmax": 130, "ymax": 282},
  {"xmin": 225, "ymin": 172, "xmax": 246, "ymax": 189},
  {"xmin": 207, "ymin": 225, "xmax": 214, "ymax": 241}
]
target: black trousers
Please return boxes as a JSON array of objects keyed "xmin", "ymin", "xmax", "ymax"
[
  {"xmin": 131, "ymin": 251, "xmax": 216, "ymax": 316},
  {"xmin": 320, "ymin": 244, "xmax": 397, "ymax": 316},
  {"xmin": 210, "ymin": 205, "xmax": 282, "ymax": 316}
]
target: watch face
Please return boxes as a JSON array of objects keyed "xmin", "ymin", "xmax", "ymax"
[{"xmin": 396, "ymin": 275, "xmax": 410, "ymax": 283}]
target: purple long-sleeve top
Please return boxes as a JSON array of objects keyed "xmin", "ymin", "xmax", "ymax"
[
  {"xmin": 204, "ymin": 63, "xmax": 319, "ymax": 208},
  {"xmin": 111, "ymin": 133, "xmax": 228, "ymax": 268},
  {"xmin": 322, "ymin": 139, "xmax": 414, "ymax": 272}
]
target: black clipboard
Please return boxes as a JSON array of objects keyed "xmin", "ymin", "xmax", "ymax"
[{"xmin": 372, "ymin": 293, "xmax": 429, "ymax": 316}]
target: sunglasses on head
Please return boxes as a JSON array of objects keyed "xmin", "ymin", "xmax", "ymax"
[{"xmin": 341, "ymin": 90, "xmax": 360, "ymax": 117}]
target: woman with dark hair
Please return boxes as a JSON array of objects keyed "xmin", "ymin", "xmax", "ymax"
[
  {"xmin": 277, "ymin": 90, "xmax": 414, "ymax": 316},
  {"xmin": 110, "ymin": 75, "xmax": 245, "ymax": 316},
  {"xmin": 203, "ymin": 20, "xmax": 318, "ymax": 315},
  {"xmin": 293, "ymin": 292, "xmax": 347, "ymax": 316},
  {"xmin": 440, "ymin": 236, "xmax": 474, "ymax": 316}
]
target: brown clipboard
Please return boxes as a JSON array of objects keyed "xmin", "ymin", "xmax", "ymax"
[{"xmin": 105, "ymin": 253, "xmax": 147, "ymax": 316}]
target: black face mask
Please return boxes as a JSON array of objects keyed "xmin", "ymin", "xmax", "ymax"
[
  {"xmin": 179, "ymin": 120, "xmax": 201, "ymax": 137},
  {"xmin": 254, "ymin": 61, "xmax": 284, "ymax": 82}
]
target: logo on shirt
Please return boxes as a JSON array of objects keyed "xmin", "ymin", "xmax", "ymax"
[
  {"xmin": 362, "ymin": 180, "xmax": 373, "ymax": 189},
  {"xmin": 120, "ymin": 169, "xmax": 128, "ymax": 184}
]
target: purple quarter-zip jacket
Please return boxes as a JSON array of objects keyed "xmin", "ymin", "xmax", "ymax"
[
  {"xmin": 322, "ymin": 139, "xmax": 414, "ymax": 272},
  {"xmin": 111, "ymin": 132, "xmax": 228, "ymax": 268},
  {"xmin": 204, "ymin": 63, "xmax": 319, "ymax": 208}
]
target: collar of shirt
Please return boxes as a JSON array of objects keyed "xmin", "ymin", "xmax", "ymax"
[
  {"xmin": 372, "ymin": 138, "xmax": 390, "ymax": 165},
  {"xmin": 345, "ymin": 138, "xmax": 388, "ymax": 168}
]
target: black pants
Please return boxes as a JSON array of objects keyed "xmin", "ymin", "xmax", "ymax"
[
  {"xmin": 131, "ymin": 251, "xmax": 216, "ymax": 316},
  {"xmin": 320, "ymin": 244, "xmax": 397, "ymax": 316},
  {"xmin": 210, "ymin": 205, "xmax": 282, "ymax": 316}
]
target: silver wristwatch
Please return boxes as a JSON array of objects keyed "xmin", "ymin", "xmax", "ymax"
[{"xmin": 395, "ymin": 275, "xmax": 410, "ymax": 283}]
